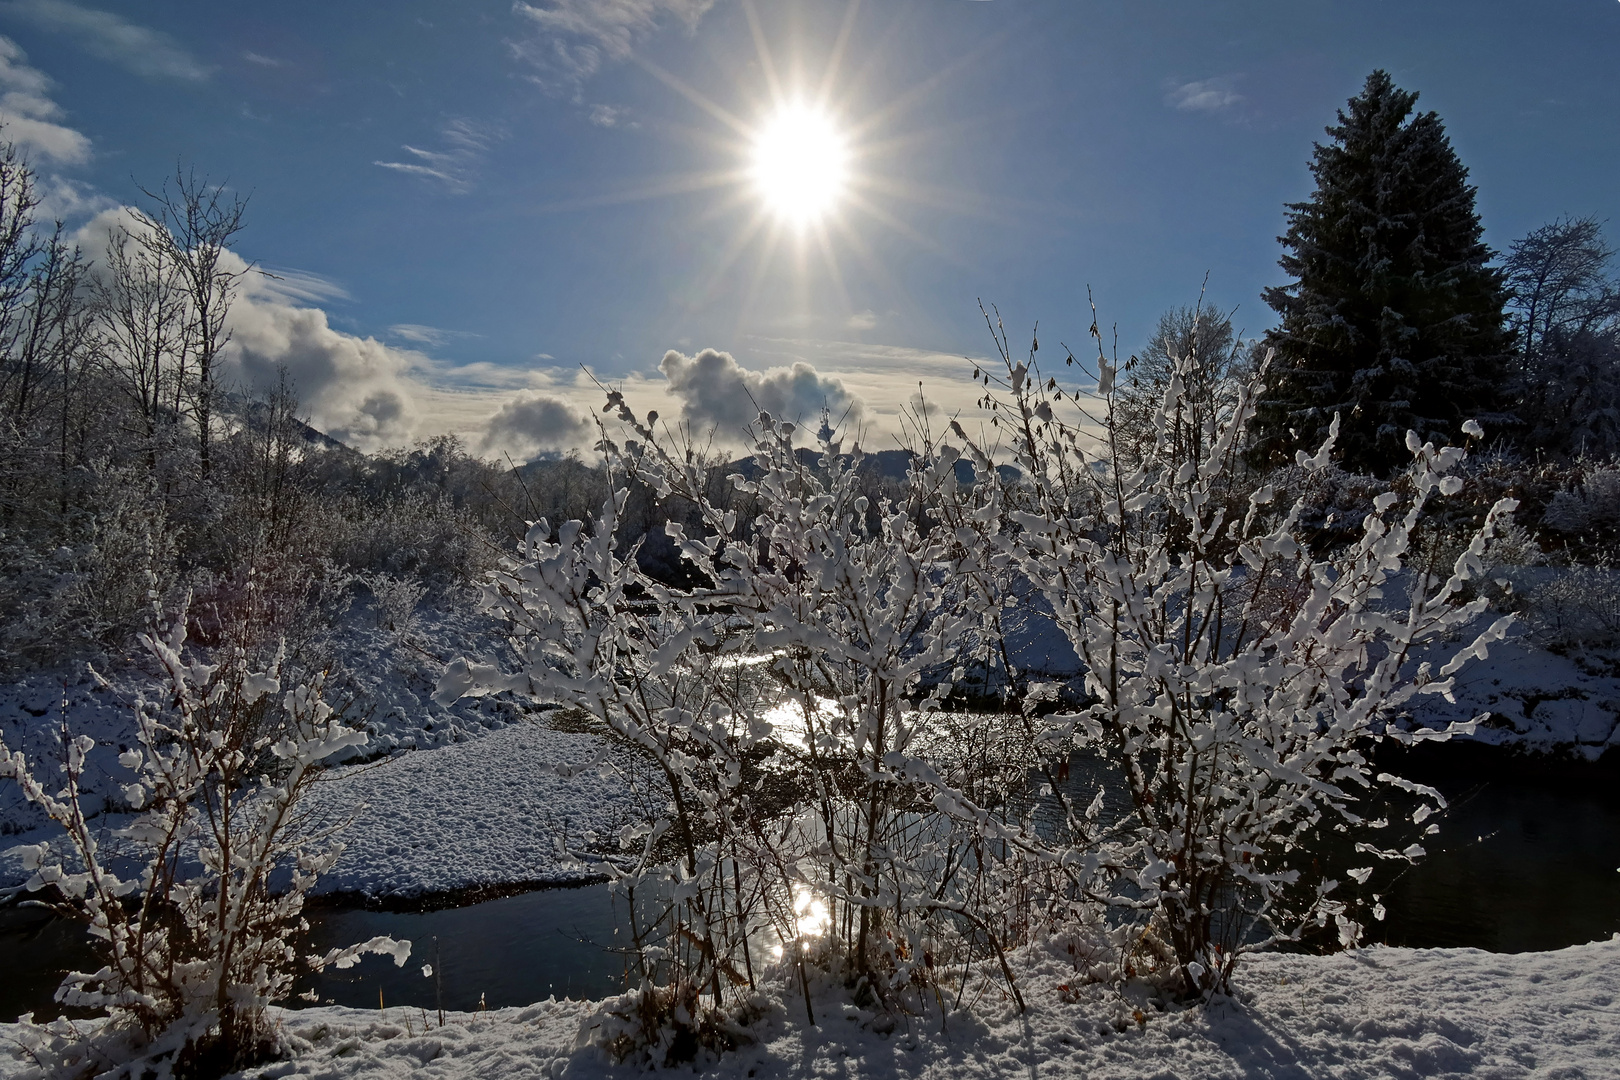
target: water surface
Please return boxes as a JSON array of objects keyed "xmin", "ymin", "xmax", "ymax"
[{"xmin": 4, "ymin": 754, "xmax": 1617, "ymax": 1020}]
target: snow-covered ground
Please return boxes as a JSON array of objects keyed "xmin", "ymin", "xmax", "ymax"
[
  {"xmin": 2, "ymin": 583, "xmax": 1617, "ymax": 1078},
  {"xmin": 1408, "ymin": 637, "xmax": 1620, "ymax": 759},
  {"xmin": 4, "ymin": 935, "xmax": 1612, "ymax": 1080},
  {"xmin": 997, "ymin": 581, "xmax": 1620, "ymax": 760},
  {"xmin": 0, "ymin": 718, "xmax": 638, "ymax": 899},
  {"xmin": 296, "ymin": 723, "xmax": 637, "ymax": 898}
]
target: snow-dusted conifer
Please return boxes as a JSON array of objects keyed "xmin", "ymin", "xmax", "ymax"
[{"xmin": 1254, "ymin": 70, "xmax": 1512, "ymax": 475}]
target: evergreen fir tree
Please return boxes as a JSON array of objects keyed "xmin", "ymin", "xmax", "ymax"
[{"xmin": 1252, "ymin": 70, "xmax": 1512, "ymax": 476}]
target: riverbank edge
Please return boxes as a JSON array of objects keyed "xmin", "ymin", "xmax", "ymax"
[{"xmin": 304, "ymin": 875, "xmax": 611, "ymax": 915}]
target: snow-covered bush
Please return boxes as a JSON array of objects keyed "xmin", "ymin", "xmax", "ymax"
[
  {"xmin": 321, "ymin": 489, "xmax": 496, "ymax": 587},
  {"xmin": 358, "ymin": 570, "xmax": 426, "ymax": 641},
  {"xmin": 0, "ymin": 464, "xmax": 184, "ymax": 673},
  {"xmin": 1520, "ymin": 561, "xmax": 1620, "ymax": 657},
  {"xmin": 0, "ymin": 606, "xmax": 408, "ymax": 1078},
  {"xmin": 1542, "ymin": 463, "xmax": 1620, "ymax": 549},
  {"xmin": 437, "ymin": 405, "xmax": 1048, "ymax": 1054},
  {"xmin": 961, "ymin": 320, "xmax": 1517, "ymax": 996},
  {"xmin": 439, "ymin": 309, "xmax": 1520, "ymax": 1029},
  {"xmin": 436, "ymin": 471, "xmax": 767, "ymax": 1061},
  {"xmin": 628, "ymin": 411, "xmax": 1038, "ymax": 1009}
]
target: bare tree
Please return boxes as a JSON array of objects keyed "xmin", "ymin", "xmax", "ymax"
[
  {"xmin": 1504, "ymin": 217, "xmax": 1620, "ymax": 457},
  {"xmin": 0, "ymin": 145, "xmax": 98, "ymax": 519},
  {"xmin": 1507, "ymin": 217, "xmax": 1617, "ymax": 353},
  {"xmin": 139, "ymin": 168, "xmax": 248, "ymax": 479},
  {"xmin": 1111, "ymin": 302, "xmax": 1250, "ymax": 475},
  {"xmin": 0, "ymin": 143, "xmax": 47, "ymax": 423},
  {"xmin": 96, "ymin": 220, "xmax": 194, "ymax": 471}
]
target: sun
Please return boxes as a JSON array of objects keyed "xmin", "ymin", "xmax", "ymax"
[{"xmin": 749, "ymin": 103, "xmax": 849, "ymax": 228}]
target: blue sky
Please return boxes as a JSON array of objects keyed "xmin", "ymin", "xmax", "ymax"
[{"xmin": 0, "ymin": 0, "xmax": 1616, "ymax": 454}]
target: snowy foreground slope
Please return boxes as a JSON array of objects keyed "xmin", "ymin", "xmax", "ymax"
[{"xmin": 4, "ymin": 937, "xmax": 1611, "ymax": 1080}]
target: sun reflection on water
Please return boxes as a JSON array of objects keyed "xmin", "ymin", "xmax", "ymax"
[
  {"xmin": 771, "ymin": 882, "xmax": 832, "ymax": 959},
  {"xmin": 757, "ymin": 695, "xmax": 841, "ymax": 751}
]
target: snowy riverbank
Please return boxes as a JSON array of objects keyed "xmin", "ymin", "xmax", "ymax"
[
  {"xmin": 4, "ymin": 590, "xmax": 1618, "ymax": 904},
  {"xmin": 0, "ymin": 719, "xmax": 636, "ymax": 900},
  {"xmin": 5, "ymin": 935, "xmax": 1613, "ymax": 1080}
]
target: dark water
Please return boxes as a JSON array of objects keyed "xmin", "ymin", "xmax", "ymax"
[
  {"xmin": 298, "ymin": 883, "xmax": 627, "ymax": 1012},
  {"xmin": 4, "ymin": 762, "xmax": 1618, "ymax": 1021},
  {"xmin": 1375, "ymin": 775, "xmax": 1620, "ymax": 952},
  {"xmin": 0, "ymin": 883, "xmax": 628, "ymax": 1023}
]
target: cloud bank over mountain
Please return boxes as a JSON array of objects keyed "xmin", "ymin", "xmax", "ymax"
[{"xmin": 658, "ymin": 347, "xmax": 862, "ymax": 437}]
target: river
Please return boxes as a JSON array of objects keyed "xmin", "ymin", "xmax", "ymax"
[{"xmin": 2, "ymin": 747, "xmax": 1616, "ymax": 1022}]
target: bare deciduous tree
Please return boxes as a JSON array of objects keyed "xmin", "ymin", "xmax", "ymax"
[
  {"xmin": 1504, "ymin": 217, "xmax": 1620, "ymax": 457},
  {"xmin": 1111, "ymin": 303, "xmax": 1251, "ymax": 476},
  {"xmin": 139, "ymin": 168, "xmax": 248, "ymax": 480},
  {"xmin": 96, "ymin": 220, "xmax": 193, "ymax": 471}
]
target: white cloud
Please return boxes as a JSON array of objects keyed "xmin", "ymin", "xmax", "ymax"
[
  {"xmin": 1164, "ymin": 75, "xmax": 1243, "ymax": 113},
  {"xmin": 253, "ymin": 266, "xmax": 351, "ymax": 306},
  {"xmin": 480, "ymin": 390, "xmax": 591, "ymax": 459},
  {"xmin": 587, "ymin": 102, "xmax": 627, "ymax": 127},
  {"xmin": 510, "ymin": 0, "xmax": 714, "ymax": 95},
  {"xmin": 389, "ymin": 324, "xmax": 448, "ymax": 346},
  {"xmin": 388, "ymin": 323, "xmax": 481, "ymax": 348},
  {"xmin": 659, "ymin": 347, "xmax": 863, "ymax": 437},
  {"xmin": 69, "ymin": 208, "xmax": 431, "ymax": 451},
  {"xmin": 846, "ymin": 309, "xmax": 878, "ymax": 331},
  {"xmin": 225, "ymin": 281, "xmax": 425, "ymax": 450},
  {"xmin": 0, "ymin": 36, "xmax": 89, "ymax": 164},
  {"xmin": 375, "ymin": 118, "xmax": 500, "ymax": 194},
  {"xmin": 0, "ymin": 0, "xmax": 211, "ymax": 81},
  {"xmin": 32, "ymin": 172, "xmax": 113, "ymax": 219}
]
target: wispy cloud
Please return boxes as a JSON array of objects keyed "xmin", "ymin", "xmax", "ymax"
[
  {"xmin": 510, "ymin": 0, "xmax": 714, "ymax": 96},
  {"xmin": 1164, "ymin": 75, "xmax": 1243, "ymax": 114},
  {"xmin": 587, "ymin": 102, "xmax": 629, "ymax": 128},
  {"xmin": 254, "ymin": 266, "xmax": 352, "ymax": 306},
  {"xmin": 374, "ymin": 118, "xmax": 501, "ymax": 194},
  {"xmin": 241, "ymin": 51, "xmax": 283, "ymax": 69},
  {"xmin": 0, "ymin": 0, "xmax": 211, "ymax": 81},
  {"xmin": 0, "ymin": 35, "xmax": 89, "ymax": 164},
  {"xmin": 387, "ymin": 323, "xmax": 482, "ymax": 348}
]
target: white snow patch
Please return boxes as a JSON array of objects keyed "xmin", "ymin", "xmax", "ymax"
[{"xmin": 297, "ymin": 723, "xmax": 638, "ymax": 898}]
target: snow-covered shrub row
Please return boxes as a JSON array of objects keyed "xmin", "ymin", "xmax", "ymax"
[
  {"xmin": 1518, "ymin": 562, "xmax": 1620, "ymax": 656},
  {"xmin": 0, "ymin": 604, "xmax": 408, "ymax": 1079},
  {"xmin": 435, "ymin": 322, "xmax": 1516, "ymax": 1055}
]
